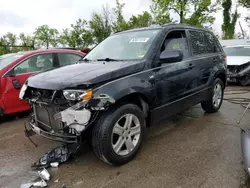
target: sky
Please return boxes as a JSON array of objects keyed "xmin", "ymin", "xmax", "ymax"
[{"xmin": 0, "ymin": 0, "xmax": 249, "ymax": 37}]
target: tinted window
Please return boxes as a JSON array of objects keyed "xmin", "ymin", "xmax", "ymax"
[
  {"xmin": 0, "ymin": 54, "xmax": 23, "ymax": 70},
  {"xmin": 224, "ymin": 46, "xmax": 250, "ymax": 56},
  {"xmin": 85, "ymin": 29, "xmax": 161, "ymax": 60},
  {"xmin": 189, "ymin": 31, "xmax": 207, "ymax": 55},
  {"xmin": 14, "ymin": 53, "xmax": 53, "ymax": 74},
  {"xmin": 204, "ymin": 32, "xmax": 221, "ymax": 53},
  {"xmin": 162, "ymin": 30, "xmax": 190, "ymax": 59},
  {"xmin": 58, "ymin": 53, "xmax": 82, "ymax": 66}
]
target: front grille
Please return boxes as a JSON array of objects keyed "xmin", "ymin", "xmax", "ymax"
[{"xmin": 33, "ymin": 104, "xmax": 66, "ymax": 132}]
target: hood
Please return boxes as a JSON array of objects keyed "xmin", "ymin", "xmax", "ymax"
[
  {"xmin": 227, "ymin": 56, "xmax": 250, "ymax": 66},
  {"xmin": 27, "ymin": 60, "xmax": 144, "ymax": 90}
]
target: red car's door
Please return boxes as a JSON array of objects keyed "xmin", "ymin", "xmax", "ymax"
[{"xmin": 2, "ymin": 53, "xmax": 55, "ymax": 114}]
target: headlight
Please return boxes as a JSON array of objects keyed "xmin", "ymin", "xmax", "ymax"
[
  {"xmin": 19, "ymin": 82, "xmax": 28, "ymax": 100},
  {"xmin": 63, "ymin": 89, "xmax": 92, "ymax": 101}
]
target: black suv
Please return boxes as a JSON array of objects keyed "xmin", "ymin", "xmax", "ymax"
[{"xmin": 21, "ymin": 24, "xmax": 227, "ymax": 166}]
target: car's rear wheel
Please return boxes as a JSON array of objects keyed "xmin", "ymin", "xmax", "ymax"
[
  {"xmin": 201, "ymin": 78, "xmax": 224, "ymax": 113},
  {"xmin": 92, "ymin": 103, "xmax": 145, "ymax": 166}
]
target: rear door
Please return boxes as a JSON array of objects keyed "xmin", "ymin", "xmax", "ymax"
[
  {"xmin": 56, "ymin": 53, "xmax": 83, "ymax": 66},
  {"xmin": 187, "ymin": 30, "xmax": 219, "ymax": 89},
  {"xmin": 2, "ymin": 53, "xmax": 55, "ymax": 114}
]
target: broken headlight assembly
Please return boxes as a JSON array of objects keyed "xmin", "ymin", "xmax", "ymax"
[{"xmin": 63, "ymin": 89, "xmax": 92, "ymax": 101}]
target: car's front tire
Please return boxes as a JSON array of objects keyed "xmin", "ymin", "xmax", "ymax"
[
  {"xmin": 201, "ymin": 78, "xmax": 224, "ymax": 113},
  {"xmin": 92, "ymin": 103, "xmax": 145, "ymax": 166}
]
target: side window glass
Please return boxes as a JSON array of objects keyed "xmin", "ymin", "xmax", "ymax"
[
  {"xmin": 161, "ymin": 30, "xmax": 190, "ymax": 59},
  {"xmin": 189, "ymin": 31, "xmax": 206, "ymax": 55},
  {"xmin": 13, "ymin": 53, "xmax": 53, "ymax": 75},
  {"xmin": 58, "ymin": 53, "xmax": 82, "ymax": 66},
  {"xmin": 204, "ymin": 32, "xmax": 222, "ymax": 53}
]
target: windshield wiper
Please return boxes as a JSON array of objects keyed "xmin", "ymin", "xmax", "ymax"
[{"xmin": 97, "ymin": 58, "xmax": 120, "ymax": 62}]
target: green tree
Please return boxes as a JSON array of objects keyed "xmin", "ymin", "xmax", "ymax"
[
  {"xmin": 60, "ymin": 19, "xmax": 93, "ymax": 49},
  {"xmin": 128, "ymin": 11, "xmax": 153, "ymax": 29},
  {"xmin": 33, "ymin": 25, "xmax": 59, "ymax": 48},
  {"xmin": 150, "ymin": 0, "xmax": 172, "ymax": 24},
  {"xmin": 89, "ymin": 5, "xmax": 112, "ymax": 44},
  {"xmin": 19, "ymin": 33, "xmax": 34, "ymax": 51},
  {"xmin": 112, "ymin": 0, "xmax": 130, "ymax": 32},
  {"xmin": 150, "ymin": 0, "xmax": 219, "ymax": 27},
  {"xmin": 221, "ymin": 0, "xmax": 239, "ymax": 39},
  {"xmin": 0, "ymin": 32, "xmax": 18, "ymax": 54},
  {"xmin": 239, "ymin": 0, "xmax": 250, "ymax": 8}
]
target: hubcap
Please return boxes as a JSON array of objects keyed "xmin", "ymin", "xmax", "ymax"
[
  {"xmin": 213, "ymin": 83, "xmax": 222, "ymax": 108},
  {"xmin": 111, "ymin": 114, "xmax": 141, "ymax": 156}
]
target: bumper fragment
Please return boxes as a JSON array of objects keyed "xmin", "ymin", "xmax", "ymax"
[{"xmin": 25, "ymin": 119, "xmax": 78, "ymax": 143}]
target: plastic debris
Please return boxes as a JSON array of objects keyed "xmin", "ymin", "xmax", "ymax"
[
  {"xmin": 20, "ymin": 183, "xmax": 33, "ymax": 188},
  {"xmin": 61, "ymin": 184, "xmax": 67, "ymax": 188},
  {"xmin": 50, "ymin": 162, "xmax": 59, "ymax": 168},
  {"xmin": 54, "ymin": 179, "xmax": 59, "ymax": 183},
  {"xmin": 32, "ymin": 145, "xmax": 74, "ymax": 170},
  {"xmin": 38, "ymin": 168, "xmax": 50, "ymax": 181},
  {"xmin": 33, "ymin": 179, "xmax": 47, "ymax": 187}
]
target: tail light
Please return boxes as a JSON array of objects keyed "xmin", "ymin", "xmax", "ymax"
[{"xmin": 223, "ymin": 53, "xmax": 227, "ymax": 60}]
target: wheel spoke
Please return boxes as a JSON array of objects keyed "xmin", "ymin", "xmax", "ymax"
[
  {"xmin": 124, "ymin": 114, "xmax": 133, "ymax": 129},
  {"xmin": 113, "ymin": 123, "xmax": 124, "ymax": 136},
  {"xmin": 113, "ymin": 137, "xmax": 125, "ymax": 153},
  {"xmin": 130, "ymin": 125, "xmax": 140, "ymax": 136},
  {"xmin": 125, "ymin": 136, "xmax": 134, "ymax": 152}
]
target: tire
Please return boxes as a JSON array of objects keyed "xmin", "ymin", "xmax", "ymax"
[
  {"xmin": 92, "ymin": 103, "xmax": 145, "ymax": 166},
  {"xmin": 201, "ymin": 78, "xmax": 224, "ymax": 113}
]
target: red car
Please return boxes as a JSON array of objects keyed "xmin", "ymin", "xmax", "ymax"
[{"xmin": 0, "ymin": 48, "xmax": 85, "ymax": 115}]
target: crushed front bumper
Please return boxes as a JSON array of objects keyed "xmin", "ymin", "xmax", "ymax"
[{"xmin": 25, "ymin": 117, "xmax": 79, "ymax": 143}]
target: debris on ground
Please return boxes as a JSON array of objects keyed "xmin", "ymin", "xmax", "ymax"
[
  {"xmin": 38, "ymin": 168, "xmax": 50, "ymax": 181},
  {"xmin": 31, "ymin": 144, "xmax": 77, "ymax": 170},
  {"xmin": 20, "ymin": 178, "xmax": 47, "ymax": 188},
  {"xmin": 54, "ymin": 179, "xmax": 59, "ymax": 183},
  {"xmin": 61, "ymin": 184, "xmax": 67, "ymax": 188},
  {"xmin": 32, "ymin": 179, "xmax": 47, "ymax": 187},
  {"xmin": 20, "ymin": 183, "xmax": 33, "ymax": 188},
  {"xmin": 50, "ymin": 162, "xmax": 59, "ymax": 168},
  {"xmin": 20, "ymin": 168, "xmax": 51, "ymax": 188}
]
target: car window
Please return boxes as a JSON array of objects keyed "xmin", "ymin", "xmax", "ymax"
[
  {"xmin": 0, "ymin": 54, "xmax": 23, "ymax": 70},
  {"xmin": 85, "ymin": 29, "xmax": 161, "ymax": 60},
  {"xmin": 223, "ymin": 46, "xmax": 250, "ymax": 56},
  {"xmin": 161, "ymin": 30, "xmax": 190, "ymax": 59},
  {"xmin": 204, "ymin": 32, "xmax": 221, "ymax": 53},
  {"xmin": 189, "ymin": 30, "xmax": 207, "ymax": 55},
  {"xmin": 14, "ymin": 53, "xmax": 53, "ymax": 74},
  {"xmin": 57, "ymin": 53, "xmax": 82, "ymax": 66}
]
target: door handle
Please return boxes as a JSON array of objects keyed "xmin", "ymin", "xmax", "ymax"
[
  {"xmin": 189, "ymin": 63, "xmax": 195, "ymax": 69},
  {"xmin": 212, "ymin": 58, "xmax": 217, "ymax": 62}
]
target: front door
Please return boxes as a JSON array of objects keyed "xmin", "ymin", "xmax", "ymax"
[
  {"xmin": 2, "ymin": 53, "xmax": 55, "ymax": 114},
  {"xmin": 152, "ymin": 29, "xmax": 200, "ymax": 121}
]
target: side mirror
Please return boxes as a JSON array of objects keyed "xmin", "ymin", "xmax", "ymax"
[
  {"xmin": 6, "ymin": 69, "xmax": 15, "ymax": 77},
  {"xmin": 159, "ymin": 50, "xmax": 183, "ymax": 64}
]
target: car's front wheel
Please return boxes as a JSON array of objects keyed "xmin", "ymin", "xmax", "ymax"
[
  {"xmin": 92, "ymin": 103, "xmax": 145, "ymax": 165},
  {"xmin": 201, "ymin": 78, "xmax": 224, "ymax": 113}
]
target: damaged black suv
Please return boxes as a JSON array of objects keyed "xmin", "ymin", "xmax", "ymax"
[{"xmin": 21, "ymin": 24, "xmax": 227, "ymax": 166}]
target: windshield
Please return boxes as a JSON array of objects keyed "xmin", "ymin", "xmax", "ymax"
[
  {"xmin": 224, "ymin": 46, "xmax": 250, "ymax": 56},
  {"xmin": 0, "ymin": 54, "xmax": 23, "ymax": 70},
  {"xmin": 85, "ymin": 29, "xmax": 161, "ymax": 61}
]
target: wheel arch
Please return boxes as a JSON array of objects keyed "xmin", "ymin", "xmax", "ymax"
[{"xmin": 215, "ymin": 71, "xmax": 227, "ymax": 88}]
